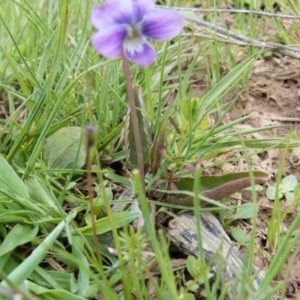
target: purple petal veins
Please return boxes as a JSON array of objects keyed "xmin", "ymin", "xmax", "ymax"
[
  {"xmin": 132, "ymin": 0, "xmax": 155, "ymax": 22},
  {"xmin": 142, "ymin": 10, "xmax": 183, "ymax": 41},
  {"xmin": 91, "ymin": 0, "xmax": 182, "ymax": 66}
]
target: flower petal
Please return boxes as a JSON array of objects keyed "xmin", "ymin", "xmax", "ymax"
[
  {"xmin": 91, "ymin": 26, "xmax": 127, "ymax": 58},
  {"xmin": 133, "ymin": 0, "xmax": 155, "ymax": 22},
  {"xmin": 124, "ymin": 41, "xmax": 156, "ymax": 67},
  {"xmin": 91, "ymin": 0, "xmax": 133, "ymax": 29},
  {"xmin": 142, "ymin": 10, "xmax": 183, "ymax": 41},
  {"xmin": 91, "ymin": 6, "xmax": 112, "ymax": 29}
]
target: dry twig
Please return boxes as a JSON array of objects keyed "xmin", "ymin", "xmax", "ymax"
[{"xmin": 156, "ymin": 5, "xmax": 300, "ymax": 60}]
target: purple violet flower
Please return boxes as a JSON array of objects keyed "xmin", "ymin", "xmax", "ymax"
[{"xmin": 91, "ymin": 0, "xmax": 183, "ymax": 67}]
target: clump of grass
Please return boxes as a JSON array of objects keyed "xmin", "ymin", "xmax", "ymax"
[{"xmin": 0, "ymin": 1, "xmax": 300, "ymax": 299}]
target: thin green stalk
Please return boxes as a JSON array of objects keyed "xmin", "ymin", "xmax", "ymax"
[
  {"xmin": 85, "ymin": 126, "xmax": 102, "ymax": 266},
  {"xmin": 238, "ymin": 136, "xmax": 259, "ymax": 298},
  {"xmin": 193, "ymin": 165, "xmax": 212, "ymax": 297},
  {"xmin": 92, "ymin": 148, "xmax": 132, "ymax": 299},
  {"xmin": 133, "ymin": 170, "xmax": 178, "ymax": 298}
]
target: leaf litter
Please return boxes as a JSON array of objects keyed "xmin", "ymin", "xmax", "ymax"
[{"xmin": 222, "ymin": 55, "xmax": 300, "ymax": 298}]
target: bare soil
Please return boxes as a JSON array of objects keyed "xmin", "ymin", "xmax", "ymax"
[{"xmin": 226, "ymin": 55, "xmax": 300, "ymax": 299}]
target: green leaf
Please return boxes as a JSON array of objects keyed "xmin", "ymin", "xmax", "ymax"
[
  {"xmin": 186, "ymin": 255, "xmax": 197, "ymax": 278},
  {"xmin": 230, "ymin": 226, "xmax": 248, "ymax": 244},
  {"xmin": 286, "ymin": 192, "xmax": 294, "ymax": 202},
  {"xmin": 182, "ymin": 293, "xmax": 196, "ymax": 300},
  {"xmin": 2, "ymin": 212, "xmax": 75, "ymax": 287},
  {"xmin": 43, "ymin": 126, "xmax": 86, "ymax": 169},
  {"xmin": 31, "ymin": 269, "xmax": 77, "ymax": 293},
  {"xmin": 185, "ymin": 280, "xmax": 199, "ymax": 292},
  {"xmin": 26, "ymin": 175, "xmax": 59, "ymax": 210},
  {"xmin": 31, "ymin": 266, "xmax": 64, "ymax": 290},
  {"xmin": 177, "ymin": 171, "xmax": 268, "ymax": 192},
  {"xmin": 77, "ymin": 212, "xmax": 140, "ymax": 235},
  {"xmin": 266, "ymin": 185, "xmax": 283, "ymax": 200},
  {"xmin": 29, "ymin": 281, "xmax": 85, "ymax": 300},
  {"xmin": 73, "ymin": 236, "xmax": 89, "ymax": 296},
  {"xmin": 282, "ymin": 175, "xmax": 298, "ymax": 192},
  {"xmin": 293, "ymin": 184, "xmax": 300, "ymax": 202},
  {"xmin": 244, "ymin": 185, "xmax": 264, "ymax": 191},
  {"xmin": 0, "ymin": 155, "xmax": 29, "ymax": 198},
  {"xmin": 0, "ymin": 224, "xmax": 39, "ymax": 256},
  {"xmin": 234, "ymin": 203, "xmax": 258, "ymax": 220}
]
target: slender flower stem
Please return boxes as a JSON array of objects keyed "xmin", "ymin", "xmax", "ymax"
[
  {"xmin": 86, "ymin": 126, "xmax": 102, "ymax": 264},
  {"xmin": 121, "ymin": 50, "xmax": 145, "ymax": 184}
]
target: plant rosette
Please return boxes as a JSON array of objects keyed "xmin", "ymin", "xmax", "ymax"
[{"xmin": 266, "ymin": 175, "xmax": 300, "ymax": 202}]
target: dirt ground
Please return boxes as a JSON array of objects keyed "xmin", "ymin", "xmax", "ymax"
[{"xmin": 226, "ymin": 55, "xmax": 300, "ymax": 299}]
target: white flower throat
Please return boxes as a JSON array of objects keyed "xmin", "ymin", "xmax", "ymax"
[{"xmin": 124, "ymin": 23, "xmax": 144, "ymax": 54}]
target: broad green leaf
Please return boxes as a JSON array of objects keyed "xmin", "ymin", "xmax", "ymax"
[
  {"xmin": 185, "ymin": 255, "xmax": 213, "ymax": 285},
  {"xmin": 185, "ymin": 280, "xmax": 199, "ymax": 292},
  {"xmin": 177, "ymin": 171, "xmax": 268, "ymax": 192},
  {"xmin": 234, "ymin": 203, "xmax": 258, "ymax": 220},
  {"xmin": 286, "ymin": 192, "xmax": 294, "ymax": 202},
  {"xmin": 0, "ymin": 224, "xmax": 39, "ymax": 256},
  {"xmin": 202, "ymin": 177, "xmax": 266, "ymax": 201},
  {"xmin": 182, "ymin": 293, "xmax": 196, "ymax": 300},
  {"xmin": 175, "ymin": 172, "xmax": 267, "ymax": 203},
  {"xmin": 186, "ymin": 255, "xmax": 197, "ymax": 278},
  {"xmin": 230, "ymin": 226, "xmax": 248, "ymax": 244},
  {"xmin": 77, "ymin": 211, "xmax": 140, "ymax": 235},
  {"xmin": 169, "ymin": 174, "xmax": 266, "ymax": 206},
  {"xmin": 43, "ymin": 126, "xmax": 86, "ymax": 169},
  {"xmin": 282, "ymin": 175, "xmax": 298, "ymax": 192},
  {"xmin": 266, "ymin": 186, "xmax": 283, "ymax": 200},
  {"xmin": 0, "ymin": 155, "xmax": 29, "ymax": 198}
]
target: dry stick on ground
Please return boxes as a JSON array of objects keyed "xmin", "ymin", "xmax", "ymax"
[
  {"xmin": 167, "ymin": 211, "xmax": 275, "ymax": 300},
  {"xmin": 161, "ymin": 6, "xmax": 300, "ymax": 20},
  {"xmin": 156, "ymin": 5, "xmax": 300, "ymax": 59},
  {"xmin": 183, "ymin": 16, "xmax": 300, "ymax": 59}
]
